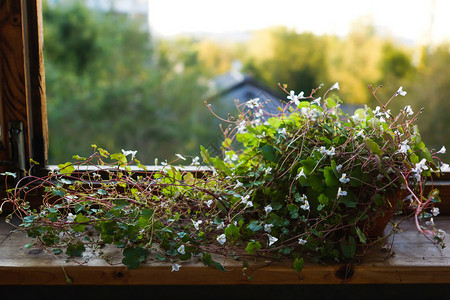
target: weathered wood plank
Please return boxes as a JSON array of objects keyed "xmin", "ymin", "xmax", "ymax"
[{"xmin": 1, "ymin": 216, "xmax": 450, "ymax": 285}]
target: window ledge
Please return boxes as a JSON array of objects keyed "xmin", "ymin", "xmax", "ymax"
[{"xmin": 1, "ymin": 216, "xmax": 450, "ymax": 285}]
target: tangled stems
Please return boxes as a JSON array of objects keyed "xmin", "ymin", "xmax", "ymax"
[{"xmin": 2, "ymin": 84, "xmax": 447, "ymax": 272}]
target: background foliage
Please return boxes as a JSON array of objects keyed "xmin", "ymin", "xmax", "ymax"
[{"xmin": 43, "ymin": 0, "xmax": 449, "ymax": 164}]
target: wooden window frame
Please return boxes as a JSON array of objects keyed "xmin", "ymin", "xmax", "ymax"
[{"xmin": 0, "ymin": 0, "xmax": 48, "ymax": 176}]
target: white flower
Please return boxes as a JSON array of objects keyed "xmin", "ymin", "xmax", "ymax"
[
  {"xmin": 426, "ymin": 218, "xmax": 435, "ymax": 226},
  {"xmin": 216, "ymin": 222, "xmax": 225, "ymax": 230},
  {"xmin": 205, "ymin": 199, "xmax": 213, "ymax": 208},
  {"xmin": 398, "ymin": 140, "xmax": 410, "ymax": 154},
  {"xmin": 300, "ymin": 200, "xmax": 310, "ymax": 211},
  {"xmin": 268, "ymin": 235, "xmax": 278, "ymax": 246},
  {"xmin": 175, "ymin": 153, "xmax": 186, "ymax": 161},
  {"xmin": 191, "ymin": 156, "xmax": 200, "ymax": 166},
  {"xmin": 67, "ymin": 213, "xmax": 76, "ymax": 223},
  {"xmin": 339, "ymin": 173, "xmax": 350, "ymax": 184},
  {"xmin": 246, "ymin": 98, "xmax": 260, "ymax": 109},
  {"xmin": 404, "ymin": 105, "xmax": 414, "ymax": 116},
  {"xmin": 435, "ymin": 229, "xmax": 446, "ymax": 240},
  {"xmin": 352, "ymin": 114, "xmax": 361, "ymax": 123},
  {"xmin": 298, "ymin": 91, "xmax": 306, "ymax": 99},
  {"xmin": 234, "ymin": 180, "xmax": 244, "ymax": 189},
  {"xmin": 82, "ymin": 248, "xmax": 94, "ymax": 262},
  {"xmin": 431, "ymin": 207, "xmax": 440, "ymax": 217},
  {"xmin": 241, "ymin": 194, "xmax": 253, "ymax": 208},
  {"xmin": 264, "ymin": 167, "xmax": 272, "ymax": 175},
  {"xmin": 336, "ymin": 164, "xmax": 343, "ymax": 172},
  {"xmin": 122, "ymin": 149, "xmax": 137, "ymax": 159},
  {"xmin": 298, "ymin": 238, "xmax": 307, "ymax": 245},
  {"xmin": 287, "ymin": 90, "xmax": 300, "ymax": 106},
  {"xmin": 264, "ymin": 205, "xmax": 273, "ymax": 215},
  {"xmin": 237, "ymin": 120, "xmax": 247, "ymax": 134},
  {"xmin": 374, "ymin": 106, "xmax": 382, "ymax": 116},
  {"xmin": 295, "ymin": 169, "xmax": 306, "ymax": 180},
  {"xmin": 311, "ymin": 97, "xmax": 321, "ymax": 106},
  {"xmin": 319, "ymin": 146, "xmax": 335, "ymax": 157},
  {"xmin": 192, "ymin": 220, "xmax": 203, "ymax": 230},
  {"xmin": 337, "ymin": 187, "xmax": 347, "ymax": 197},
  {"xmin": 177, "ymin": 245, "xmax": 185, "ymax": 255},
  {"xmin": 330, "ymin": 82, "xmax": 340, "ymax": 91},
  {"xmin": 171, "ymin": 263, "xmax": 181, "ymax": 272},
  {"xmin": 437, "ymin": 146, "xmax": 446, "ymax": 154},
  {"xmin": 355, "ymin": 130, "xmax": 365, "ymax": 138},
  {"xmin": 217, "ymin": 234, "xmax": 226, "ymax": 245},
  {"xmin": 441, "ymin": 163, "xmax": 449, "ymax": 172},
  {"xmin": 264, "ymin": 224, "xmax": 274, "ymax": 233},
  {"xmin": 414, "ymin": 158, "xmax": 429, "ymax": 175},
  {"xmin": 396, "ymin": 86, "xmax": 407, "ymax": 96},
  {"xmin": 255, "ymin": 109, "xmax": 264, "ymax": 118}
]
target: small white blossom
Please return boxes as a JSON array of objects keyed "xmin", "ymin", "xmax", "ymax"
[
  {"xmin": 216, "ymin": 222, "xmax": 225, "ymax": 230},
  {"xmin": 337, "ymin": 187, "xmax": 347, "ymax": 197},
  {"xmin": 67, "ymin": 213, "xmax": 76, "ymax": 223},
  {"xmin": 441, "ymin": 163, "xmax": 449, "ymax": 172},
  {"xmin": 330, "ymin": 82, "xmax": 340, "ymax": 91},
  {"xmin": 404, "ymin": 105, "xmax": 414, "ymax": 116},
  {"xmin": 374, "ymin": 106, "xmax": 382, "ymax": 116},
  {"xmin": 435, "ymin": 229, "xmax": 446, "ymax": 240},
  {"xmin": 311, "ymin": 97, "xmax": 321, "ymax": 106},
  {"xmin": 437, "ymin": 146, "xmax": 446, "ymax": 154},
  {"xmin": 191, "ymin": 156, "xmax": 200, "ymax": 166},
  {"xmin": 414, "ymin": 159, "xmax": 429, "ymax": 177},
  {"xmin": 246, "ymin": 98, "xmax": 260, "ymax": 109},
  {"xmin": 426, "ymin": 218, "xmax": 435, "ymax": 226},
  {"xmin": 177, "ymin": 245, "xmax": 185, "ymax": 255},
  {"xmin": 82, "ymin": 248, "xmax": 94, "ymax": 262},
  {"xmin": 175, "ymin": 154, "xmax": 186, "ymax": 161},
  {"xmin": 396, "ymin": 86, "xmax": 407, "ymax": 96},
  {"xmin": 122, "ymin": 149, "xmax": 137, "ymax": 159},
  {"xmin": 241, "ymin": 194, "xmax": 253, "ymax": 208},
  {"xmin": 268, "ymin": 235, "xmax": 278, "ymax": 246},
  {"xmin": 205, "ymin": 199, "xmax": 213, "ymax": 208},
  {"xmin": 339, "ymin": 173, "xmax": 350, "ymax": 184},
  {"xmin": 298, "ymin": 238, "xmax": 307, "ymax": 245},
  {"xmin": 336, "ymin": 164, "xmax": 343, "ymax": 172},
  {"xmin": 217, "ymin": 234, "xmax": 226, "ymax": 245},
  {"xmin": 264, "ymin": 167, "xmax": 272, "ymax": 175},
  {"xmin": 264, "ymin": 223, "xmax": 274, "ymax": 233},
  {"xmin": 287, "ymin": 90, "xmax": 300, "ymax": 106},
  {"xmin": 431, "ymin": 207, "xmax": 440, "ymax": 217},
  {"xmin": 295, "ymin": 169, "xmax": 306, "ymax": 180},
  {"xmin": 356, "ymin": 130, "xmax": 365, "ymax": 138},
  {"xmin": 264, "ymin": 205, "xmax": 273, "ymax": 215},
  {"xmin": 300, "ymin": 200, "xmax": 310, "ymax": 211},
  {"xmin": 237, "ymin": 120, "xmax": 247, "ymax": 134},
  {"xmin": 192, "ymin": 220, "xmax": 203, "ymax": 230},
  {"xmin": 234, "ymin": 180, "xmax": 244, "ymax": 189},
  {"xmin": 171, "ymin": 263, "xmax": 181, "ymax": 272},
  {"xmin": 398, "ymin": 140, "xmax": 410, "ymax": 154}
]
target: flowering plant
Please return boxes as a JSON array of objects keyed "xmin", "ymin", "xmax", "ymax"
[{"xmin": 1, "ymin": 83, "xmax": 447, "ymax": 275}]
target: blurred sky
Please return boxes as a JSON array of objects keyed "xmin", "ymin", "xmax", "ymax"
[{"xmin": 148, "ymin": 0, "xmax": 450, "ymax": 45}]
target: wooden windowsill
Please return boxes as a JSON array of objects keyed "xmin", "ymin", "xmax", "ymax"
[{"xmin": 1, "ymin": 216, "xmax": 450, "ymax": 285}]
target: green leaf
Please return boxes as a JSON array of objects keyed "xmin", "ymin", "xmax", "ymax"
[
  {"xmin": 122, "ymin": 246, "xmax": 148, "ymax": 270},
  {"xmin": 138, "ymin": 209, "xmax": 154, "ymax": 228},
  {"xmin": 224, "ymin": 223, "xmax": 240, "ymax": 242},
  {"xmin": 58, "ymin": 162, "xmax": 75, "ymax": 175},
  {"xmin": 200, "ymin": 146, "xmax": 211, "ymax": 163},
  {"xmin": 245, "ymin": 241, "xmax": 262, "ymax": 254},
  {"xmin": 247, "ymin": 221, "xmax": 262, "ymax": 232},
  {"xmin": 293, "ymin": 257, "xmax": 304, "ymax": 273},
  {"xmin": 202, "ymin": 253, "xmax": 226, "ymax": 271},
  {"xmin": 260, "ymin": 145, "xmax": 277, "ymax": 162},
  {"xmin": 66, "ymin": 243, "xmax": 85, "ymax": 257},
  {"xmin": 73, "ymin": 213, "xmax": 90, "ymax": 232},
  {"xmin": 340, "ymin": 236, "xmax": 356, "ymax": 259},
  {"xmin": 356, "ymin": 227, "xmax": 367, "ymax": 244},
  {"xmin": 364, "ymin": 138, "xmax": 383, "ymax": 156},
  {"xmin": 324, "ymin": 166, "xmax": 339, "ymax": 186}
]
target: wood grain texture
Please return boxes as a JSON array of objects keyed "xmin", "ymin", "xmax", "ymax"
[
  {"xmin": 1, "ymin": 216, "xmax": 450, "ymax": 285},
  {"xmin": 0, "ymin": 0, "xmax": 48, "ymax": 170}
]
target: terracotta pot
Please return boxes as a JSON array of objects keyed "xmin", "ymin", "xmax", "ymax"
[{"xmin": 358, "ymin": 191, "xmax": 402, "ymax": 238}]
